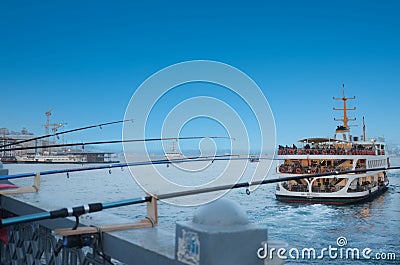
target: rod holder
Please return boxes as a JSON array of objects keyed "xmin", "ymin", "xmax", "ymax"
[
  {"xmin": 54, "ymin": 194, "xmax": 159, "ymax": 237},
  {"xmin": 146, "ymin": 193, "xmax": 158, "ymax": 226},
  {"xmin": 0, "ymin": 173, "xmax": 41, "ymax": 195}
]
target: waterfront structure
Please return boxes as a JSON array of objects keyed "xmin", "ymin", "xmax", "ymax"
[{"xmin": 0, "ymin": 127, "xmax": 119, "ymax": 164}]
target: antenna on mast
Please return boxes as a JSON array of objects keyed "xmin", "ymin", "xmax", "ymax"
[
  {"xmin": 333, "ymin": 84, "xmax": 356, "ymax": 133},
  {"xmin": 362, "ymin": 116, "xmax": 366, "ymax": 141}
]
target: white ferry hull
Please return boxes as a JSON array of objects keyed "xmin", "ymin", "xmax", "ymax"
[{"xmin": 276, "ymin": 184, "xmax": 388, "ymax": 205}]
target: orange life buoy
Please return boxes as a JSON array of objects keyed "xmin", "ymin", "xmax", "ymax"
[
  {"xmin": 382, "ymin": 150, "xmax": 385, "ymax": 155},
  {"xmin": 313, "ymin": 150, "xmax": 319, "ymax": 155},
  {"xmin": 295, "ymin": 167, "xmax": 301, "ymax": 174},
  {"xmin": 311, "ymin": 168, "xmax": 316, "ymax": 174},
  {"xmin": 322, "ymin": 150, "xmax": 327, "ymax": 155},
  {"xmin": 289, "ymin": 149, "xmax": 294, "ymax": 155},
  {"xmin": 330, "ymin": 150, "xmax": 336, "ymax": 155},
  {"xmin": 306, "ymin": 150, "xmax": 311, "ymax": 155},
  {"xmin": 278, "ymin": 150, "xmax": 282, "ymax": 155},
  {"xmin": 279, "ymin": 166, "xmax": 286, "ymax": 173},
  {"xmin": 298, "ymin": 150, "xmax": 303, "ymax": 155}
]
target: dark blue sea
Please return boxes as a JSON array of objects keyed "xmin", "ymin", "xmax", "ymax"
[{"xmin": 5, "ymin": 157, "xmax": 400, "ymax": 264}]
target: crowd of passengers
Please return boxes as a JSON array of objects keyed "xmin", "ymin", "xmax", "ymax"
[
  {"xmin": 282, "ymin": 179, "xmax": 383, "ymax": 193},
  {"xmin": 282, "ymin": 181, "xmax": 344, "ymax": 193},
  {"xmin": 277, "ymin": 144, "xmax": 383, "ymax": 155},
  {"xmin": 278, "ymin": 144, "xmax": 377, "ymax": 150},
  {"xmin": 278, "ymin": 165, "xmax": 352, "ymax": 174}
]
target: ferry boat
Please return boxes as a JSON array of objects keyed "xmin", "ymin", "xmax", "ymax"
[
  {"xmin": 2, "ymin": 152, "xmax": 119, "ymax": 164},
  {"xmin": 14, "ymin": 154, "xmax": 87, "ymax": 163},
  {"xmin": 249, "ymin": 155, "xmax": 260, "ymax": 163},
  {"xmin": 164, "ymin": 140, "xmax": 184, "ymax": 160},
  {"xmin": 275, "ymin": 85, "xmax": 390, "ymax": 204}
]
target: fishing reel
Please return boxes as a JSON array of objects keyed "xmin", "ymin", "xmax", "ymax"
[
  {"xmin": 55, "ymin": 233, "xmax": 99, "ymax": 256},
  {"xmin": 63, "ymin": 233, "xmax": 99, "ymax": 248}
]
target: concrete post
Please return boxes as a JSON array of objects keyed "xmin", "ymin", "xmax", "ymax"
[{"xmin": 175, "ymin": 198, "xmax": 267, "ymax": 265}]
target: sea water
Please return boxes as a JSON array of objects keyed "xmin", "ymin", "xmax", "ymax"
[{"xmin": 5, "ymin": 157, "xmax": 400, "ymax": 264}]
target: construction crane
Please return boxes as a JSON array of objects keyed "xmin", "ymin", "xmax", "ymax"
[
  {"xmin": 43, "ymin": 109, "xmax": 66, "ymax": 153},
  {"xmin": 44, "ymin": 109, "xmax": 53, "ymax": 136},
  {"xmin": 44, "ymin": 109, "xmax": 66, "ymax": 135}
]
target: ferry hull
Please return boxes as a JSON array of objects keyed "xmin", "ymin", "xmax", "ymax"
[{"xmin": 276, "ymin": 185, "xmax": 388, "ymax": 205}]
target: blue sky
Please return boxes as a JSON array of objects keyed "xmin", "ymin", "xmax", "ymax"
[{"xmin": 1, "ymin": 0, "xmax": 399, "ymax": 153}]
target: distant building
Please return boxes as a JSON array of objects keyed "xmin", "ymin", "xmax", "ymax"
[{"xmin": 0, "ymin": 127, "xmax": 119, "ymax": 164}]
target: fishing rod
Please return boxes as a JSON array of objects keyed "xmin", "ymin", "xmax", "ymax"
[
  {"xmin": 1, "ymin": 165, "xmax": 399, "ymax": 227},
  {"xmin": 0, "ymin": 119, "xmax": 133, "ymax": 149},
  {"xmin": 0, "ymin": 136, "xmax": 231, "ymax": 152},
  {"xmin": 0, "ymin": 153, "xmax": 237, "ymax": 181}
]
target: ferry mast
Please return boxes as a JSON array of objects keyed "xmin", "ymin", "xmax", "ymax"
[{"xmin": 333, "ymin": 84, "xmax": 356, "ymax": 141}]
